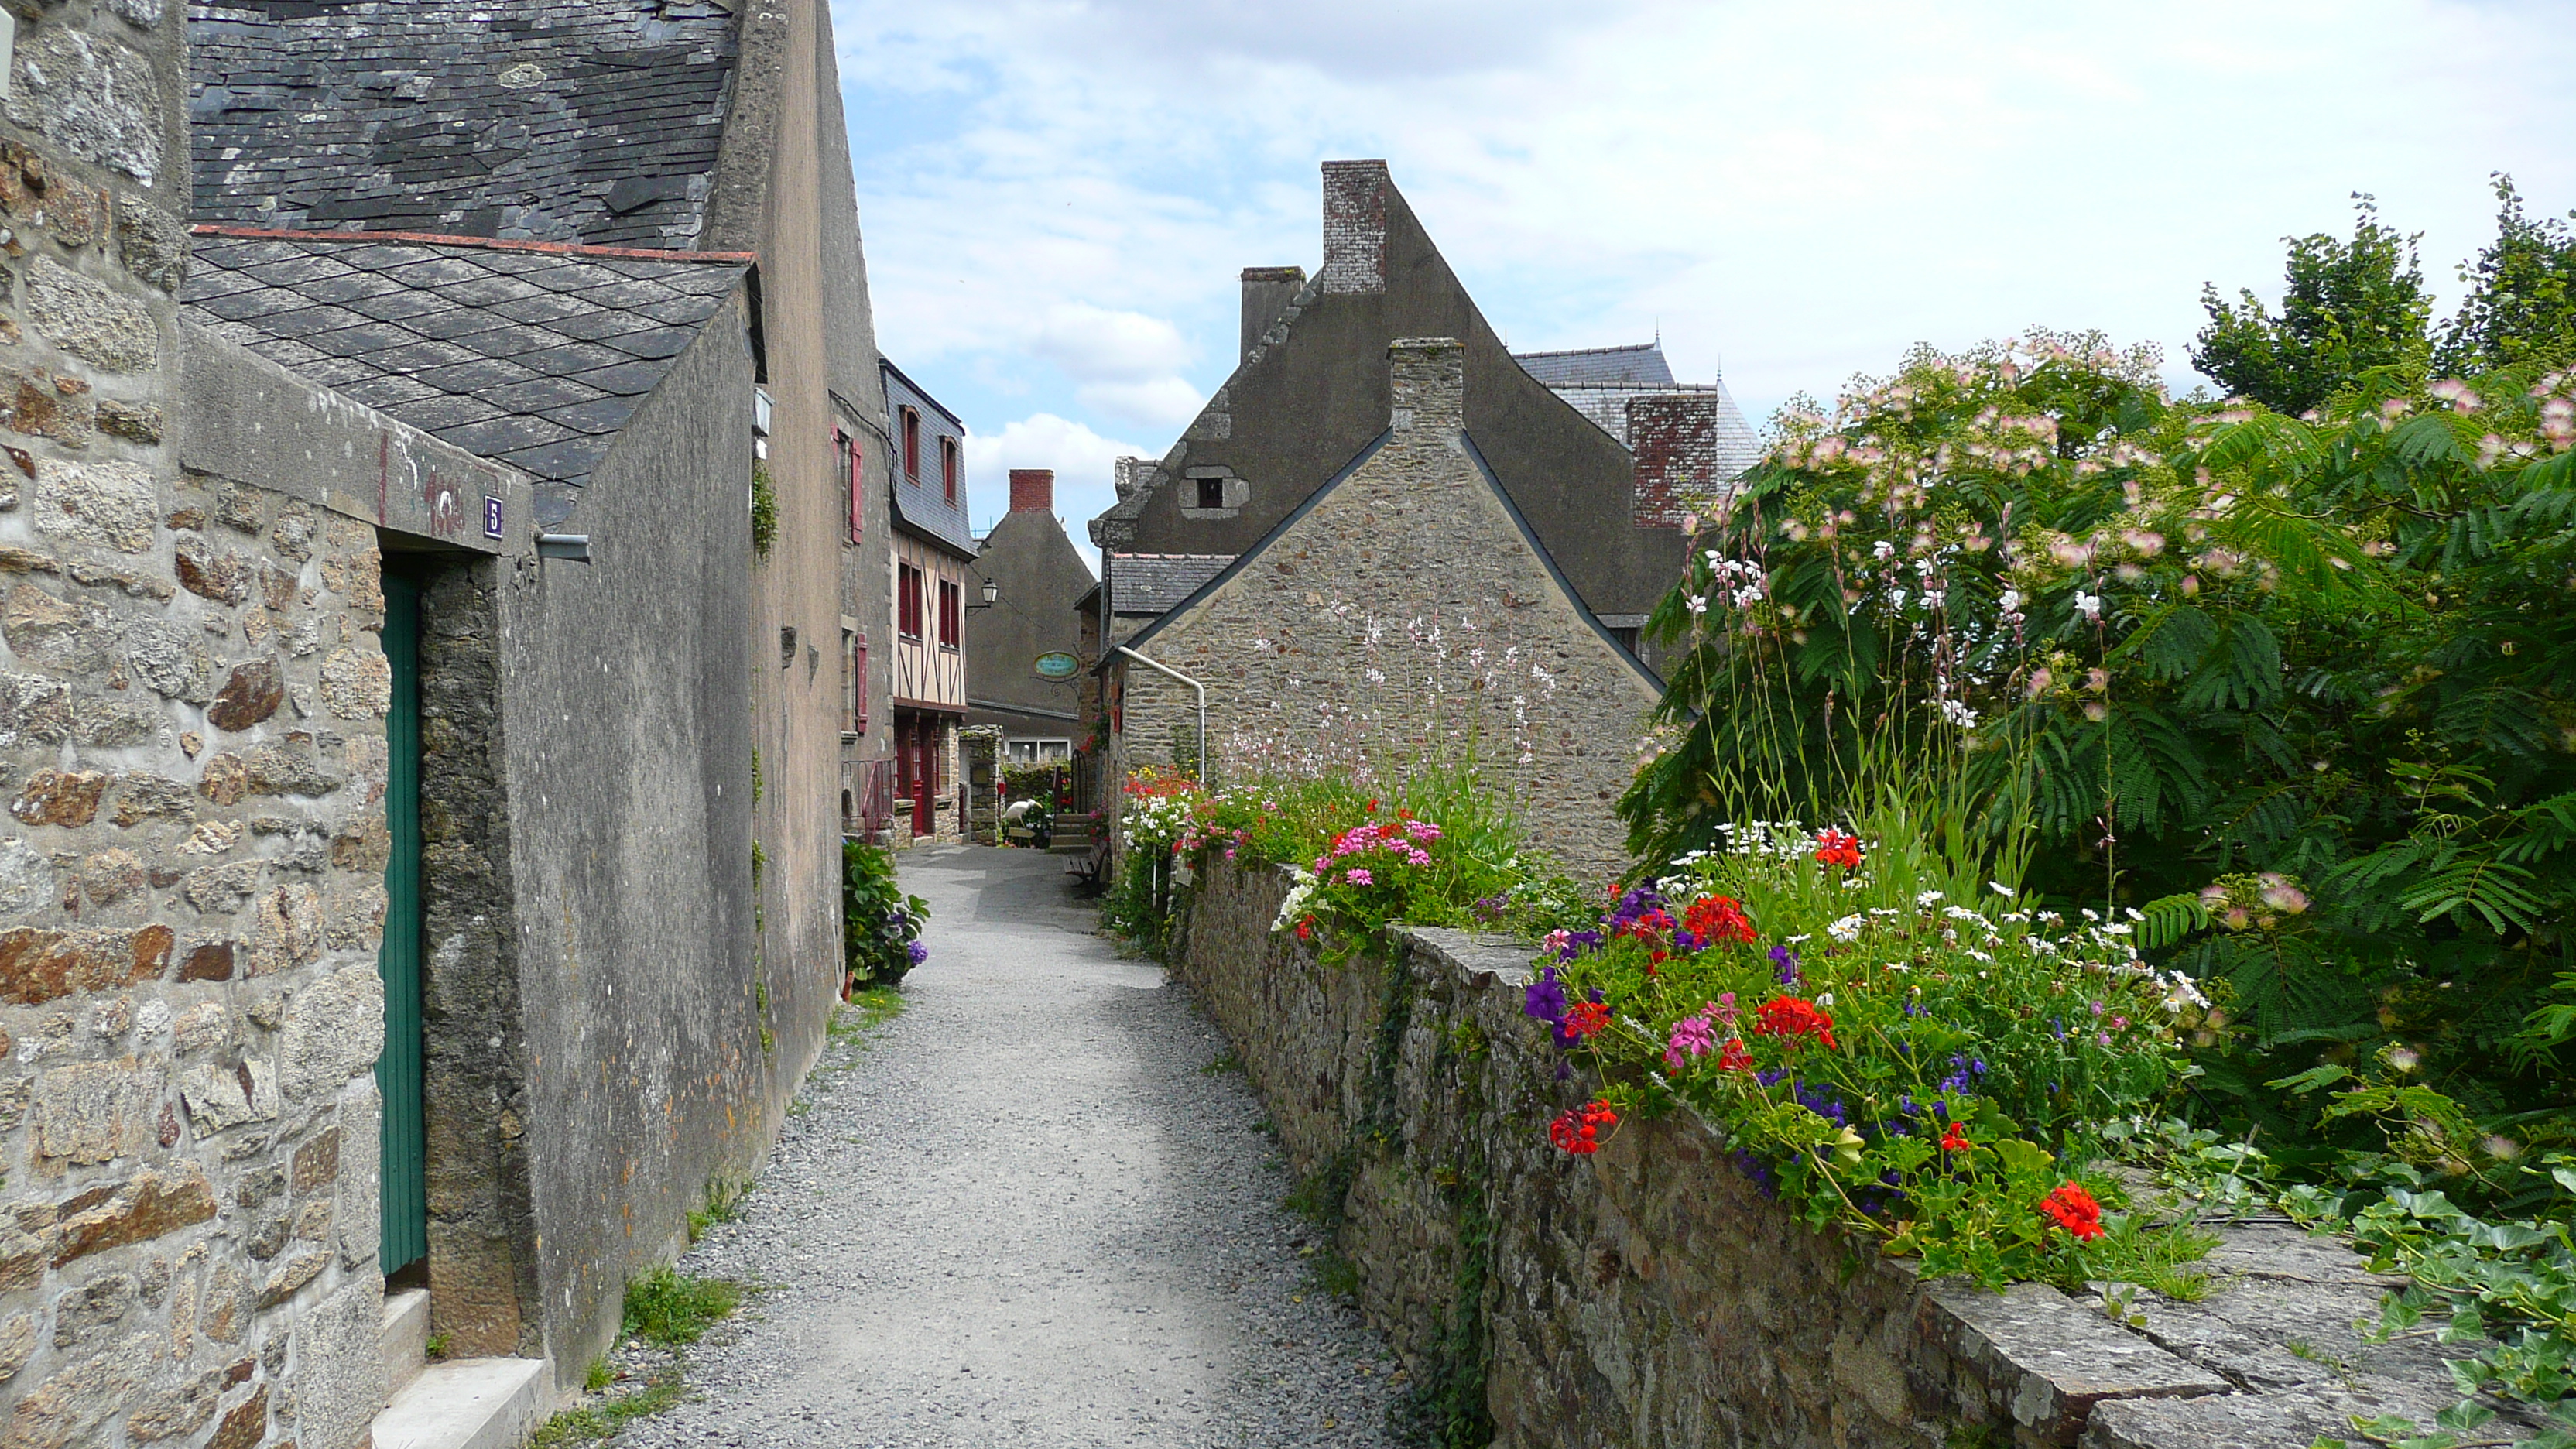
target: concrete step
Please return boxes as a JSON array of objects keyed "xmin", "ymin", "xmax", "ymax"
[
  {"xmin": 380, "ymin": 1286, "xmax": 430, "ymax": 1397},
  {"xmin": 373, "ymin": 1357, "xmax": 550, "ymax": 1449}
]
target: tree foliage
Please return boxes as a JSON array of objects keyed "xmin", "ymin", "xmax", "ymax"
[
  {"xmin": 2438, "ymin": 174, "xmax": 2576, "ymax": 377},
  {"xmin": 1623, "ymin": 333, "xmax": 2576, "ymax": 1181},
  {"xmin": 2191, "ymin": 195, "xmax": 2433, "ymax": 417}
]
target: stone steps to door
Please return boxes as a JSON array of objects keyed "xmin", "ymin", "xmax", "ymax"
[{"xmin": 373, "ymin": 1356, "xmax": 550, "ymax": 1449}]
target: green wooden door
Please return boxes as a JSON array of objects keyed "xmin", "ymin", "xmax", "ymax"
[{"xmin": 377, "ymin": 566, "xmax": 428, "ymax": 1275}]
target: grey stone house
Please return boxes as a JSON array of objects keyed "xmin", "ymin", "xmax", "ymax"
[
  {"xmin": 0, "ymin": 0, "xmax": 898, "ymax": 1443},
  {"xmin": 1089, "ymin": 160, "xmax": 1741, "ymax": 662},
  {"xmin": 964, "ymin": 470, "xmax": 1094, "ymax": 764},
  {"xmin": 1102, "ymin": 339, "xmax": 1661, "ymax": 878}
]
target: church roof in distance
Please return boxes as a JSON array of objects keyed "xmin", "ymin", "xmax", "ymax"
[{"xmin": 1513, "ymin": 342, "xmax": 1677, "ymax": 389}]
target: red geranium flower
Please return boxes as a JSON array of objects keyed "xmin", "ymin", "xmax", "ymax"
[
  {"xmin": 1563, "ymin": 1001, "xmax": 1611, "ymax": 1040},
  {"xmin": 1814, "ymin": 829, "xmax": 1863, "ymax": 870},
  {"xmin": 1752, "ymin": 995, "xmax": 1838, "ymax": 1049},
  {"xmin": 1715, "ymin": 1038, "xmax": 1752, "ymax": 1072},
  {"xmin": 1940, "ymin": 1121, "xmax": 1971, "ymax": 1153},
  {"xmin": 1683, "ymin": 894, "xmax": 1758, "ymax": 945},
  {"xmin": 2040, "ymin": 1183, "xmax": 2105, "ymax": 1241},
  {"xmin": 1549, "ymin": 1098, "xmax": 1619, "ymax": 1155}
]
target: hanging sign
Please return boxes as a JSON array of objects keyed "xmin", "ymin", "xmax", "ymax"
[{"xmin": 1033, "ymin": 652, "xmax": 1080, "ymax": 680}]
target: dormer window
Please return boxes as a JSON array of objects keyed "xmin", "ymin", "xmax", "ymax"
[
  {"xmin": 941, "ymin": 437, "xmax": 960, "ymax": 505},
  {"xmin": 1195, "ymin": 476, "xmax": 1224, "ymax": 509},
  {"xmin": 901, "ymin": 407, "xmax": 921, "ymax": 481}
]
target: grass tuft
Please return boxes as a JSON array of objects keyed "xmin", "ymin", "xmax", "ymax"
[
  {"xmin": 530, "ymin": 1375, "xmax": 685, "ymax": 1447},
  {"xmin": 621, "ymin": 1268, "xmax": 741, "ymax": 1349}
]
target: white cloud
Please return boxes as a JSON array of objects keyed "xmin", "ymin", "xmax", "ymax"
[
  {"xmin": 841, "ymin": 0, "xmax": 2576, "ymax": 484},
  {"xmin": 961, "ymin": 413, "xmax": 1156, "ymax": 567},
  {"xmin": 1074, "ymin": 377, "xmax": 1204, "ymax": 431}
]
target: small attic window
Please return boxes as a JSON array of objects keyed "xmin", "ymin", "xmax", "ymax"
[{"xmin": 1195, "ymin": 477, "xmax": 1225, "ymax": 510}]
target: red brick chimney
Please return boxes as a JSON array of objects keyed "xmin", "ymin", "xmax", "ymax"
[
  {"xmin": 1321, "ymin": 160, "xmax": 1390, "ymax": 296},
  {"xmin": 1008, "ymin": 468, "xmax": 1054, "ymax": 514}
]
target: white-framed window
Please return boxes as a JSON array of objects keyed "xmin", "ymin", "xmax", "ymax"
[{"xmin": 1005, "ymin": 738, "xmax": 1073, "ymax": 763}]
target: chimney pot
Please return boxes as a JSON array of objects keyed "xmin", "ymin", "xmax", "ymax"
[{"xmin": 1008, "ymin": 468, "xmax": 1054, "ymax": 514}]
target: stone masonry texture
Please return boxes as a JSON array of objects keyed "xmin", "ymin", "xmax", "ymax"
[
  {"xmin": 1173, "ymin": 858, "xmax": 2527, "ymax": 1447},
  {"xmin": 1111, "ymin": 339, "xmax": 1660, "ymax": 881},
  {"xmin": 3, "ymin": 0, "xmax": 386, "ymax": 1443}
]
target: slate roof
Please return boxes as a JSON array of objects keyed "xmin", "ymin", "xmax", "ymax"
[
  {"xmin": 1105, "ymin": 553, "xmax": 1235, "ymax": 616},
  {"xmin": 180, "ymin": 231, "xmax": 749, "ymax": 512},
  {"xmin": 1513, "ymin": 343, "xmax": 1676, "ymax": 389},
  {"xmin": 188, "ymin": 0, "xmax": 738, "ymax": 249},
  {"xmin": 882, "ymin": 358, "xmax": 978, "ymax": 557}
]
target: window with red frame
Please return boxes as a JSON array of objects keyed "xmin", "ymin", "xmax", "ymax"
[
  {"xmin": 836, "ymin": 428, "xmax": 863, "ymax": 544},
  {"xmin": 855, "ymin": 636, "xmax": 869, "ymax": 734},
  {"xmin": 940, "ymin": 436, "xmax": 960, "ymax": 505},
  {"xmin": 901, "ymin": 407, "xmax": 920, "ymax": 480},
  {"xmin": 898, "ymin": 563, "xmax": 924, "ymax": 639},
  {"xmin": 937, "ymin": 578, "xmax": 961, "ymax": 649}
]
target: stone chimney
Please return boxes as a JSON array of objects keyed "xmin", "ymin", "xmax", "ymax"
[
  {"xmin": 1388, "ymin": 337, "xmax": 1464, "ymax": 437},
  {"xmin": 1008, "ymin": 468, "xmax": 1053, "ymax": 514},
  {"xmin": 1627, "ymin": 394, "xmax": 1718, "ymax": 529},
  {"xmin": 1240, "ymin": 266, "xmax": 1306, "ymax": 361},
  {"xmin": 1112, "ymin": 455, "xmax": 1153, "ymax": 502},
  {"xmin": 1321, "ymin": 159, "xmax": 1390, "ymax": 296}
]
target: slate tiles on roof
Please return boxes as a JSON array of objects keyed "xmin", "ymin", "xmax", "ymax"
[
  {"xmin": 187, "ymin": 0, "xmax": 738, "ymax": 249},
  {"xmin": 180, "ymin": 233, "xmax": 748, "ymax": 497},
  {"xmin": 1106, "ymin": 553, "xmax": 1237, "ymax": 615},
  {"xmin": 1513, "ymin": 343, "xmax": 1677, "ymax": 389}
]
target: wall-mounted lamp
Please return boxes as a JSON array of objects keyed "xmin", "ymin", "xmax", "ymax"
[
  {"xmin": 965, "ymin": 577, "xmax": 1000, "ymax": 611},
  {"xmin": 536, "ymin": 533, "xmax": 591, "ymax": 564}
]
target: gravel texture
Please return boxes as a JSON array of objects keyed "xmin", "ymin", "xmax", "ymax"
[{"xmin": 605, "ymin": 844, "xmax": 1405, "ymax": 1447}]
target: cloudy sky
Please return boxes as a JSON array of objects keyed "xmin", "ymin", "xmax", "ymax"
[{"xmin": 829, "ymin": 0, "xmax": 2576, "ymax": 561}]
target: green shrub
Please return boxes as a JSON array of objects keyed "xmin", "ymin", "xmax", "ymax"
[
  {"xmin": 842, "ymin": 840, "xmax": 928, "ymax": 989},
  {"xmin": 620, "ymin": 1267, "xmax": 739, "ymax": 1348},
  {"xmin": 748, "ymin": 463, "xmax": 778, "ymax": 557}
]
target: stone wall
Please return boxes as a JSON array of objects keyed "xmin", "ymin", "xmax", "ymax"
[
  {"xmin": 1109, "ymin": 340, "xmax": 1661, "ymax": 881},
  {"xmin": 1173, "ymin": 858, "xmax": 2519, "ymax": 1448}
]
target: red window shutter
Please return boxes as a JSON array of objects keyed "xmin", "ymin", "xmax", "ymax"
[
  {"xmin": 844, "ymin": 432, "xmax": 863, "ymax": 545},
  {"xmin": 942, "ymin": 440, "xmax": 958, "ymax": 505},
  {"xmin": 856, "ymin": 636, "xmax": 869, "ymax": 733}
]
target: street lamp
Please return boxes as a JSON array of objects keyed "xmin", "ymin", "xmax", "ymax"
[{"xmin": 967, "ymin": 577, "xmax": 999, "ymax": 611}]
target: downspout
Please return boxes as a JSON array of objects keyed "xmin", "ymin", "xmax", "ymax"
[{"xmin": 1115, "ymin": 646, "xmax": 1208, "ymax": 786}]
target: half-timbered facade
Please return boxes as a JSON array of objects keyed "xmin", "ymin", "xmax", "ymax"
[{"xmin": 882, "ymin": 359, "xmax": 976, "ymax": 840}]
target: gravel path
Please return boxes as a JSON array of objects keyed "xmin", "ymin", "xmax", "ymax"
[{"xmin": 611, "ymin": 844, "xmax": 1404, "ymax": 1448}]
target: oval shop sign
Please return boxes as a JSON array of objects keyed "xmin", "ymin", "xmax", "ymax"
[{"xmin": 1033, "ymin": 652, "xmax": 1081, "ymax": 680}]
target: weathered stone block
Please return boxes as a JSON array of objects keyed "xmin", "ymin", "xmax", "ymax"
[
  {"xmin": 3, "ymin": 26, "xmax": 167, "ymax": 183},
  {"xmin": 111, "ymin": 192, "xmax": 187, "ymax": 293},
  {"xmin": 0, "ymin": 841, "xmax": 57, "ymax": 915},
  {"xmin": 318, "ymin": 646, "xmax": 389, "ymax": 720},
  {"xmin": 77, "ymin": 847, "xmax": 146, "ymax": 904},
  {"xmin": 109, "ymin": 771, "xmax": 196, "ymax": 827},
  {"xmin": 181, "ymin": 861, "xmax": 261, "ymax": 913},
  {"xmin": 0, "ymin": 1312, "xmax": 33, "ymax": 1382},
  {"xmin": 94, "ymin": 396, "xmax": 164, "ymax": 444},
  {"xmin": 253, "ymin": 1249, "xmax": 326, "ymax": 1308},
  {"xmin": 174, "ymin": 536, "xmax": 249, "ymax": 605},
  {"xmin": 9, "ymin": 769, "xmax": 109, "ymax": 827},
  {"xmin": 1927, "ymin": 1279, "xmax": 2231, "ymax": 1443},
  {"xmin": 279, "ymin": 964, "xmax": 383, "ymax": 1101},
  {"xmin": 0, "ymin": 1327, "xmax": 156, "ymax": 1447},
  {"xmin": 25, "ymin": 258, "xmax": 160, "ymax": 372},
  {"xmin": 50, "ymin": 1163, "xmax": 218, "ymax": 1266},
  {"xmin": 32, "ymin": 1056, "xmax": 164, "ymax": 1165},
  {"xmin": 178, "ymin": 1060, "xmax": 279, "ymax": 1134},
  {"xmin": 245, "ymin": 884, "xmax": 324, "ymax": 976},
  {"xmin": 2, "ymin": 368, "xmax": 95, "ymax": 447},
  {"xmin": 0, "ymin": 924, "xmax": 172, "ymax": 1002},
  {"xmin": 205, "ymin": 658, "xmax": 283, "ymax": 731},
  {"xmin": 124, "ymin": 617, "xmax": 214, "ymax": 702},
  {"xmin": 204, "ymin": 1383, "xmax": 266, "ymax": 1449},
  {"xmin": 3, "ymin": 583, "xmax": 118, "ymax": 675},
  {"xmin": 177, "ymin": 942, "xmax": 235, "ymax": 982}
]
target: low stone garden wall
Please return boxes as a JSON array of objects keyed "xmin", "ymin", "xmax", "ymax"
[{"xmin": 1172, "ymin": 858, "xmax": 2516, "ymax": 1447}]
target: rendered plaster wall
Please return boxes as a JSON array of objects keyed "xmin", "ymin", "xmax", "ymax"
[
  {"xmin": 1175, "ymin": 860, "xmax": 2520, "ymax": 1449},
  {"xmin": 486, "ymin": 312, "xmax": 766, "ymax": 1390},
  {"xmin": 0, "ymin": 0, "xmax": 392, "ymax": 1443},
  {"xmin": 1109, "ymin": 341, "xmax": 1659, "ymax": 881}
]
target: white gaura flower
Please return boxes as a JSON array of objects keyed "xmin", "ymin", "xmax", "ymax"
[
  {"xmin": 2074, "ymin": 591, "xmax": 2104, "ymax": 622},
  {"xmin": 1999, "ymin": 588, "xmax": 2023, "ymax": 614}
]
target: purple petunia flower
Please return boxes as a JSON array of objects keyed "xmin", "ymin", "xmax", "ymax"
[
  {"xmin": 1769, "ymin": 943, "xmax": 1800, "ymax": 986},
  {"xmin": 1524, "ymin": 966, "xmax": 1568, "ymax": 1025}
]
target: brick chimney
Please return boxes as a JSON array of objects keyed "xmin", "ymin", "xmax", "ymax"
[
  {"xmin": 1008, "ymin": 468, "xmax": 1054, "ymax": 514},
  {"xmin": 1321, "ymin": 160, "xmax": 1390, "ymax": 296},
  {"xmin": 1627, "ymin": 394, "xmax": 1718, "ymax": 529},
  {"xmin": 1388, "ymin": 337, "xmax": 1464, "ymax": 437},
  {"xmin": 1241, "ymin": 265, "xmax": 1306, "ymax": 361}
]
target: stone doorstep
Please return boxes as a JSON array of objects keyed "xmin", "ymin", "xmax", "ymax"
[
  {"xmin": 381, "ymin": 1287, "xmax": 431, "ymax": 1398},
  {"xmin": 373, "ymin": 1356, "xmax": 550, "ymax": 1449},
  {"xmin": 1929, "ymin": 1280, "xmax": 2235, "ymax": 1444}
]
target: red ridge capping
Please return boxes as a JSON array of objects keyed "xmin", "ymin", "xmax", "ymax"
[{"xmin": 187, "ymin": 224, "xmax": 759, "ymax": 266}]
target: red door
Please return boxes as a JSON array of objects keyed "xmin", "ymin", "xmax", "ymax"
[{"xmin": 908, "ymin": 718, "xmax": 933, "ymax": 836}]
